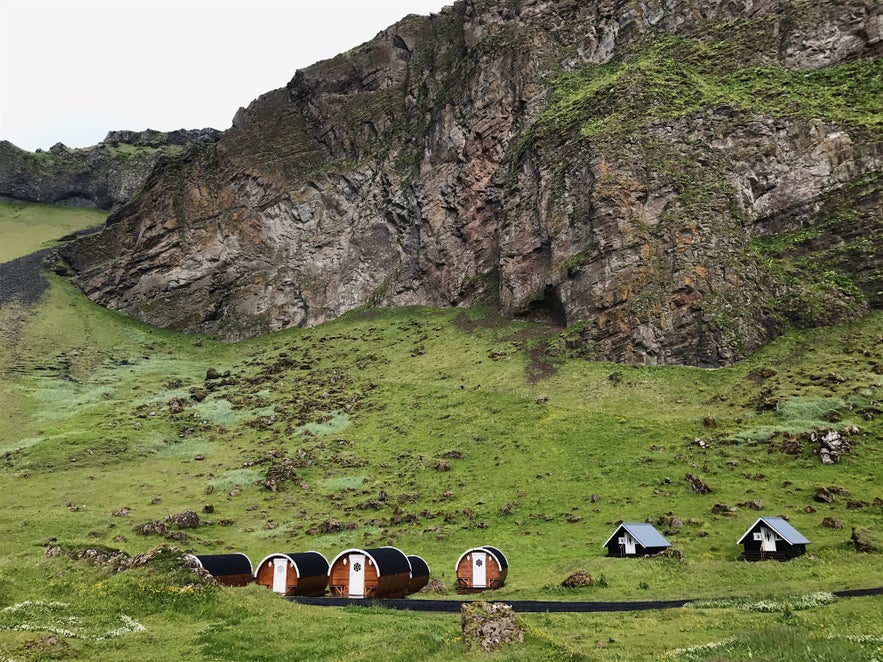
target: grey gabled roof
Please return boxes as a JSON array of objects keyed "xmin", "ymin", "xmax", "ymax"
[
  {"xmin": 737, "ymin": 517, "xmax": 811, "ymax": 545},
  {"xmin": 602, "ymin": 523, "xmax": 671, "ymax": 549}
]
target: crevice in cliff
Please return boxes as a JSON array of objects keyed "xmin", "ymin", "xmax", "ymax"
[{"xmin": 515, "ymin": 284, "xmax": 567, "ymax": 328}]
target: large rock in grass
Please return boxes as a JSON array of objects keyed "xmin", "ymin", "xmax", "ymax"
[
  {"xmin": 461, "ymin": 601, "xmax": 524, "ymax": 652},
  {"xmin": 851, "ymin": 527, "xmax": 882, "ymax": 553}
]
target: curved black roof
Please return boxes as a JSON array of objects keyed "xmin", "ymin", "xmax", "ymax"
[
  {"xmin": 190, "ymin": 553, "xmax": 252, "ymax": 576},
  {"xmin": 407, "ymin": 555, "xmax": 430, "ymax": 577},
  {"xmin": 367, "ymin": 547, "xmax": 411, "ymax": 576},
  {"xmin": 482, "ymin": 546, "xmax": 509, "ymax": 570},
  {"xmin": 258, "ymin": 551, "xmax": 329, "ymax": 578}
]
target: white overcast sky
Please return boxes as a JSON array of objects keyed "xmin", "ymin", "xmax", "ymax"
[{"xmin": 0, "ymin": 0, "xmax": 450, "ymax": 152}]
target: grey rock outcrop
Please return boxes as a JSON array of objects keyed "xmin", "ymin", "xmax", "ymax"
[
  {"xmin": 56, "ymin": 0, "xmax": 882, "ymax": 365},
  {"xmin": 0, "ymin": 128, "xmax": 221, "ymax": 209}
]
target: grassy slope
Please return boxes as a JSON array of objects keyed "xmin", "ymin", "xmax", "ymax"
[
  {"xmin": 0, "ymin": 212, "xmax": 880, "ymax": 661},
  {"xmin": 0, "ymin": 203, "xmax": 106, "ymax": 264}
]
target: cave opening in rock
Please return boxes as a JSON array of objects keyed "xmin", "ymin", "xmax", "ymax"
[{"xmin": 515, "ymin": 284, "xmax": 567, "ymax": 327}]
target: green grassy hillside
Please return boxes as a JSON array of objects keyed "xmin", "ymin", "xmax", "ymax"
[
  {"xmin": 0, "ymin": 205, "xmax": 880, "ymax": 660},
  {"xmin": 0, "ymin": 203, "xmax": 105, "ymax": 264}
]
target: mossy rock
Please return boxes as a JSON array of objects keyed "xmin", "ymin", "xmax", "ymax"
[{"xmin": 461, "ymin": 601, "xmax": 524, "ymax": 652}]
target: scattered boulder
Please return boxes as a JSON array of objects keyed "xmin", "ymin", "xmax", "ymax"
[
  {"xmin": 561, "ymin": 571, "xmax": 594, "ymax": 588},
  {"xmin": 461, "ymin": 602, "xmax": 524, "ymax": 652},
  {"xmin": 166, "ymin": 510, "xmax": 200, "ymax": 529},
  {"xmin": 685, "ymin": 473, "xmax": 712, "ymax": 494},
  {"xmin": 814, "ymin": 487, "xmax": 836, "ymax": 503},
  {"xmin": 45, "ymin": 545, "xmax": 130, "ymax": 570},
  {"xmin": 648, "ymin": 548, "xmax": 685, "ymax": 562},
  {"xmin": 711, "ymin": 503, "xmax": 738, "ymax": 515},
  {"xmin": 851, "ymin": 527, "xmax": 881, "ymax": 553},
  {"xmin": 135, "ymin": 520, "xmax": 169, "ymax": 536},
  {"xmin": 264, "ymin": 457, "xmax": 298, "ymax": 491},
  {"xmin": 422, "ymin": 578, "xmax": 448, "ymax": 594},
  {"xmin": 24, "ymin": 635, "xmax": 70, "ymax": 654},
  {"xmin": 822, "ymin": 517, "xmax": 843, "ymax": 529}
]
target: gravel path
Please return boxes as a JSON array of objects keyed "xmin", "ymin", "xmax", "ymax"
[
  {"xmin": 0, "ymin": 247, "xmax": 54, "ymax": 306},
  {"xmin": 287, "ymin": 586, "xmax": 883, "ymax": 612}
]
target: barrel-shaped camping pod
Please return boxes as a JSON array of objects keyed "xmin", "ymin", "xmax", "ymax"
[
  {"xmin": 328, "ymin": 547, "xmax": 412, "ymax": 598},
  {"xmin": 254, "ymin": 551, "xmax": 329, "ymax": 596},
  {"xmin": 406, "ymin": 555, "xmax": 431, "ymax": 595},
  {"xmin": 455, "ymin": 546, "xmax": 508, "ymax": 593},
  {"xmin": 186, "ymin": 553, "xmax": 253, "ymax": 586}
]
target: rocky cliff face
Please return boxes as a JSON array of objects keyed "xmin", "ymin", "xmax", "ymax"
[
  {"xmin": 0, "ymin": 128, "xmax": 221, "ymax": 210},
  {"xmin": 58, "ymin": 0, "xmax": 882, "ymax": 365}
]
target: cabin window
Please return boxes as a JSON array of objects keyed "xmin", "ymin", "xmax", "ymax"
[{"xmin": 753, "ymin": 532, "xmax": 763, "ymax": 541}]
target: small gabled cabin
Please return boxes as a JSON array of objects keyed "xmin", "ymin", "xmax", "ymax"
[
  {"xmin": 603, "ymin": 523, "xmax": 671, "ymax": 557},
  {"xmin": 455, "ymin": 546, "xmax": 508, "ymax": 593},
  {"xmin": 328, "ymin": 546, "xmax": 412, "ymax": 599},
  {"xmin": 406, "ymin": 555, "xmax": 431, "ymax": 595},
  {"xmin": 254, "ymin": 551, "xmax": 329, "ymax": 596},
  {"xmin": 738, "ymin": 516, "xmax": 810, "ymax": 561},
  {"xmin": 186, "ymin": 553, "xmax": 253, "ymax": 586}
]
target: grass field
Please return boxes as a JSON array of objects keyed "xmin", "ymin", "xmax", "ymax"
[
  {"xmin": 0, "ymin": 205, "xmax": 880, "ymax": 660},
  {"xmin": 0, "ymin": 203, "xmax": 106, "ymax": 264}
]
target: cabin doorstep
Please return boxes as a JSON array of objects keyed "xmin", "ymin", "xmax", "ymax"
[
  {"xmin": 186, "ymin": 553, "xmax": 253, "ymax": 586},
  {"xmin": 738, "ymin": 516, "xmax": 810, "ymax": 561},
  {"xmin": 603, "ymin": 523, "xmax": 671, "ymax": 557},
  {"xmin": 254, "ymin": 551, "xmax": 329, "ymax": 596},
  {"xmin": 455, "ymin": 546, "xmax": 508, "ymax": 593},
  {"xmin": 328, "ymin": 546, "xmax": 412, "ymax": 598}
]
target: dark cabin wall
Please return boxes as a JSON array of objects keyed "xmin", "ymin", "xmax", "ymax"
[
  {"xmin": 605, "ymin": 541, "xmax": 667, "ymax": 557},
  {"xmin": 742, "ymin": 538, "xmax": 806, "ymax": 561}
]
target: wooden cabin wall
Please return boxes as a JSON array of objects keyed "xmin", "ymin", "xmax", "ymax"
[
  {"xmin": 255, "ymin": 560, "xmax": 328, "ymax": 596},
  {"xmin": 377, "ymin": 572, "xmax": 411, "ymax": 599},
  {"xmin": 254, "ymin": 562, "xmax": 275, "ymax": 588},
  {"xmin": 294, "ymin": 574, "xmax": 329, "ymax": 597},
  {"xmin": 329, "ymin": 557, "xmax": 379, "ymax": 597},
  {"xmin": 215, "ymin": 573, "xmax": 253, "ymax": 587},
  {"xmin": 456, "ymin": 553, "xmax": 505, "ymax": 592},
  {"xmin": 407, "ymin": 574, "xmax": 430, "ymax": 595}
]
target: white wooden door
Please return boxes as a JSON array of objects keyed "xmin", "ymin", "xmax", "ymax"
[
  {"xmin": 272, "ymin": 558, "xmax": 288, "ymax": 593},
  {"xmin": 624, "ymin": 533, "xmax": 636, "ymax": 555},
  {"xmin": 761, "ymin": 527, "xmax": 776, "ymax": 552},
  {"xmin": 473, "ymin": 552, "xmax": 487, "ymax": 587},
  {"xmin": 349, "ymin": 554, "xmax": 366, "ymax": 596}
]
